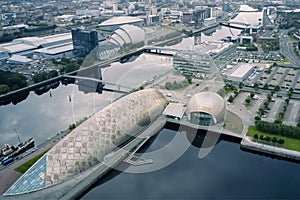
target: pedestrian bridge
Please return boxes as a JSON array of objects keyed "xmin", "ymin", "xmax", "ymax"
[
  {"xmin": 62, "ymin": 74, "xmax": 133, "ymax": 93},
  {"xmin": 219, "ymin": 21, "xmax": 250, "ymax": 30}
]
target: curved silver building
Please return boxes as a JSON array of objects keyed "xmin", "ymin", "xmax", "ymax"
[
  {"xmin": 186, "ymin": 92, "xmax": 225, "ymax": 126},
  {"xmin": 110, "ymin": 24, "xmax": 145, "ymax": 47},
  {"xmin": 5, "ymin": 89, "xmax": 166, "ymax": 195}
]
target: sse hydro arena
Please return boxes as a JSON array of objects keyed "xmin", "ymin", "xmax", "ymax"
[{"xmin": 4, "ymin": 89, "xmax": 166, "ymax": 199}]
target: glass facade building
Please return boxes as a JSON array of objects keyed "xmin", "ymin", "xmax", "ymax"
[
  {"xmin": 71, "ymin": 28, "xmax": 99, "ymax": 57},
  {"xmin": 173, "ymin": 51, "xmax": 216, "ymax": 79}
]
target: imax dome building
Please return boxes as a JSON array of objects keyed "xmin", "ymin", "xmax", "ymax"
[{"xmin": 186, "ymin": 92, "xmax": 225, "ymax": 126}]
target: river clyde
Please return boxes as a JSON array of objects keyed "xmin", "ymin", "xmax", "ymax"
[{"xmin": 1, "ymin": 5, "xmax": 300, "ymax": 199}]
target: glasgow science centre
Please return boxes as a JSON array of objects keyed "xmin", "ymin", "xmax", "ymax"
[{"xmin": 2, "ymin": 88, "xmax": 230, "ymax": 199}]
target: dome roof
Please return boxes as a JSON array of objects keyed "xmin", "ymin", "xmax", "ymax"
[
  {"xmin": 110, "ymin": 24, "xmax": 145, "ymax": 47},
  {"xmin": 186, "ymin": 92, "xmax": 225, "ymax": 124}
]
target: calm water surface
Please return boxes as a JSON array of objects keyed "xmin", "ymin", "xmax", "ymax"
[
  {"xmin": 0, "ymin": 54, "xmax": 172, "ymax": 146},
  {"xmin": 82, "ymin": 128, "xmax": 300, "ymax": 199}
]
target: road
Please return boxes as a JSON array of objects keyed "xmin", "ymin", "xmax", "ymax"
[
  {"xmin": 284, "ymin": 100, "xmax": 300, "ymax": 126},
  {"xmin": 279, "ymin": 30, "xmax": 300, "ymax": 67},
  {"xmin": 250, "ymin": 95, "xmax": 265, "ymax": 115},
  {"xmin": 266, "ymin": 98, "xmax": 283, "ymax": 122}
]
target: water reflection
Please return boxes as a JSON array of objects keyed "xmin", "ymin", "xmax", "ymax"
[
  {"xmin": 0, "ymin": 53, "xmax": 172, "ymax": 146},
  {"xmin": 81, "ymin": 127, "xmax": 300, "ymax": 200}
]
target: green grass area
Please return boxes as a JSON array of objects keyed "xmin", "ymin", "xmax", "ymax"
[
  {"xmin": 15, "ymin": 150, "xmax": 48, "ymax": 174},
  {"xmin": 274, "ymin": 60, "xmax": 290, "ymax": 65},
  {"xmin": 164, "ymin": 79, "xmax": 191, "ymax": 90},
  {"xmin": 247, "ymin": 125, "xmax": 300, "ymax": 152}
]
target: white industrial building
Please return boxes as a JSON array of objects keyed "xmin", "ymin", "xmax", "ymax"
[
  {"xmin": 98, "ymin": 16, "xmax": 144, "ymax": 32},
  {"xmin": 7, "ymin": 55, "xmax": 33, "ymax": 65},
  {"xmin": 0, "ymin": 33, "xmax": 73, "ymax": 59},
  {"xmin": 33, "ymin": 42, "xmax": 74, "ymax": 59},
  {"xmin": 227, "ymin": 64, "xmax": 254, "ymax": 83},
  {"xmin": 204, "ymin": 17, "xmax": 217, "ymax": 26}
]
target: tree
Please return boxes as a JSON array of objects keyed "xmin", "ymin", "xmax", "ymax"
[
  {"xmin": 239, "ymin": 82, "xmax": 244, "ymax": 89},
  {"xmin": 263, "ymin": 84, "xmax": 269, "ymax": 89},
  {"xmin": 279, "ymin": 112, "xmax": 284, "ymax": 120},
  {"xmin": 264, "ymin": 101, "xmax": 269, "ymax": 108},
  {"xmin": 274, "ymin": 119, "xmax": 282, "ymax": 124},
  {"xmin": 255, "ymin": 116, "xmax": 261, "ymax": 121},
  {"xmin": 0, "ymin": 84, "xmax": 10, "ymax": 94},
  {"xmin": 285, "ymin": 98, "xmax": 290, "ymax": 104},
  {"xmin": 260, "ymin": 135, "xmax": 265, "ymax": 140},
  {"xmin": 278, "ymin": 139, "xmax": 285, "ymax": 144},
  {"xmin": 250, "ymin": 92, "xmax": 255, "ymax": 98},
  {"xmin": 49, "ymin": 70, "xmax": 58, "ymax": 78},
  {"xmin": 254, "ymin": 134, "xmax": 259, "ymax": 139},
  {"xmin": 245, "ymin": 98, "xmax": 251, "ymax": 105},
  {"xmin": 32, "ymin": 72, "xmax": 49, "ymax": 83},
  {"xmin": 165, "ymin": 82, "xmax": 172, "ymax": 90},
  {"xmin": 259, "ymin": 107, "xmax": 265, "ymax": 115},
  {"xmin": 65, "ymin": 63, "xmax": 80, "ymax": 73},
  {"xmin": 233, "ymin": 89, "xmax": 239, "ymax": 96},
  {"xmin": 228, "ymin": 95, "xmax": 234, "ymax": 103},
  {"xmin": 274, "ymin": 85, "xmax": 280, "ymax": 91},
  {"xmin": 186, "ymin": 76, "xmax": 192, "ymax": 84},
  {"xmin": 254, "ymin": 82, "xmax": 259, "ymax": 90},
  {"xmin": 267, "ymin": 94, "xmax": 272, "ymax": 102},
  {"xmin": 271, "ymin": 137, "xmax": 278, "ymax": 143},
  {"xmin": 68, "ymin": 123, "xmax": 76, "ymax": 131}
]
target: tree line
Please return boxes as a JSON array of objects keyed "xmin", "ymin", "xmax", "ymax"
[
  {"xmin": 0, "ymin": 70, "xmax": 27, "ymax": 95},
  {"xmin": 255, "ymin": 120, "xmax": 300, "ymax": 140}
]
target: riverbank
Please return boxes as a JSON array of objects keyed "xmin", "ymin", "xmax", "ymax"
[{"xmin": 241, "ymin": 136, "xmax": 300, "ymax": 162}]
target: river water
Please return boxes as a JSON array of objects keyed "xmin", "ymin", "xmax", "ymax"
[
  {"xmin": 81, "ymin": 128, "xmax": 300, "ymax": 199},
  {"xmin": 0, "ymin": 54, "xmax": 172, "ymax": 146},
  {"xmin": 1, "ymin": 5, "xmax": 299, "ymax": 199}
]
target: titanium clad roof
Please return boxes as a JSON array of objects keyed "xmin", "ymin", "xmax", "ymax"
[
  {"xmin": 186, "ymin": 92, "xmax": 225, "ymax": 124},
  {"xmin": 109, "ymin": 24, "xmax": 145, "ymax": 47},
  {"xmin": 111, "ymin": 34, "xmax": 126, "ymax": 46},
  {"xmin": 115, "ymin": 29, "xmax": 132, "ymax": 43},
  {"xmin": 119, "ymin": 24, "xmax": 145, "ymax": 44}
]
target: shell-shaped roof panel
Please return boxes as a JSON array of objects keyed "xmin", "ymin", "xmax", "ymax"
[
  {"xmin": 110, "ymin": 34, "xmax": 125, "ymax": 46},
  {"xmin": 109, "ymin": 24, "xmax": 145, "ymax": 47},
  {"xmin": 186, "ymin": 92, "xmax": 225, "ymax": 124}
]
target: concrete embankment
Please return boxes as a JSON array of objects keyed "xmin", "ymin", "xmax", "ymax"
[{"xmin": 241, "ymin": 136, "xmax": 300, "ymax": 162}]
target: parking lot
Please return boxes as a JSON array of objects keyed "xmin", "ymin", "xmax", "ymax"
[{"xmin": 243, "ymin": 65, "xmax": 300, "ymax": 93}]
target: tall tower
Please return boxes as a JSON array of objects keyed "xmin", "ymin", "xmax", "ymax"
[
  {"xmin": 145, "ymin": 0, "xmax": 150, "ymax": 25},
  {"xmin": 71, "ymin": 28, "xmax": 99, "ymax": 58}
]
